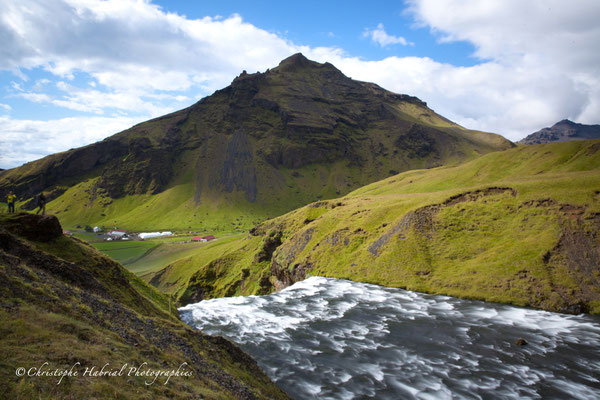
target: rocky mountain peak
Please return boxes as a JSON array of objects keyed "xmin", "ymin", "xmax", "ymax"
[
  {"xmin": 519, "ymin": 119, "xmax": 600, "ymax": 145},
  {"xmin": 276, "ymin": 53, "xmax": 314, "ymax": 70},
  {"xmin": 273, "ymin": 53, "xmax": 341, "ymax": 75},
  {"xmin": 0, "ymin": 54, "xmax": 512, "ymax": 231}
]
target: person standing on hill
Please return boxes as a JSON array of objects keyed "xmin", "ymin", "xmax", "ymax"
[
  {"xmin": 36, "ymin": 193, "xmax": 46, "ymax": 215},
  {"xmin": 6, "ymin": 191, "xmax": 16, "ymax": 213}
]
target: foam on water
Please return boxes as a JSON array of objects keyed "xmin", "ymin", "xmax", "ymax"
[{"xmin": 180, "ymin": 277, "xmax": 600, "ymax": 399}]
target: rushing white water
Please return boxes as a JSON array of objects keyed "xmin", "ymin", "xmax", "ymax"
[{"xmin": 179, "ymin": 277, "xmax": 600, "ymax": 399}]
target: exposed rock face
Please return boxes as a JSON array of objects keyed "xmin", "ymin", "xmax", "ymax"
[
  {"xmin": 254, "ymin": 231, "xmax": 283, "ymax": 263},
  {"xmin": 0, "ymin": 53, "xmax": 513, "ymax": 228},
  {"xmin": 519, "ymin": 119, "xmax": 600, "ymax": 145},
  {"xmin": 220, "ymin": 129, "xmax": 257, "ymax": 202},
  {"xmin": 2, "ymin": 213, "xmax": 63, "ymax": 242}
]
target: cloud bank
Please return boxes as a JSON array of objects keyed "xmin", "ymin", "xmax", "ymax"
[{"xmin": 1, "ymin": 0, "xmax": 599, "ymax": 168}]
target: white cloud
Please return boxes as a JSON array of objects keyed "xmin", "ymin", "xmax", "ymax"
[
  {"xmin": 397, "ymin": 0, "xmax": 600, "ymax": 138},
  {"xmin": 16, "ymin": 92, "xmax": 53, "ymax": 103},
  {"xmin": 363, "ymin": 23, "xmax": 412, "ymax": 47},
  {"xmin": 13, "ymin": 79, "xmax": 188, "ymax": 117},
  {"xmin": 0, "ymin": 0, "xmax": 295, "ymax": 93},
  {"xmin": 0, "ymin": 103, "xmax": 11, "ymax": 111},
  {"xmin": 0, "ymin": 115, "xmax": 142, "ymax": 167},
  {"xmin": 32, "ymin": 78, "xmax": 50, "ymax": 91},
  {"xmin": 10, "ymin": 82, "xmax": 23, "ymax": 92}
]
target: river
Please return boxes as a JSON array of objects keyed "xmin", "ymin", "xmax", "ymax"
[{"xmin": 179, "ymin": 277, "xmax": 600, "ymax": 399}]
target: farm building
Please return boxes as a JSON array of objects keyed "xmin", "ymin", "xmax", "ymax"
[
  {"xmin": 139, "ymin": 231, "xmax": 173, "ymax": 239},
  {"xmin": 107, "ymin": 229, "xmax": 127, "ymax": 238},
  {"xmin": 192, "ymin": 235, "xmax": 215, "ymax": 242}
]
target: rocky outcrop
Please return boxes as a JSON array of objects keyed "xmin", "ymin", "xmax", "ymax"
[
  {"xmin": 519, "ymin": 119, "xmax": 600, "ymax": 144},
  {"xmin": 254, "ymin": 231, "xmax": 283, "ymax": 263},
  {"xmin": 220, "ymin": 129, "xmax": 257, "ymax": 202},
  {"xmin": 270, "ymin": 227, "xmax": 315, "ymax": 290},
  {"xmin": 1, "ymin": 212, "xmax": 63, "ymax": 242}
]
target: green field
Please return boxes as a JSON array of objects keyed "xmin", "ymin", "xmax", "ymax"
[
  {"xmin": 80, "ymin": 233, "xmax": 240, "ymax": 283},
  {"xmin": 90, "ymin": 240, "xmax": 158, "ymax": 265},
  {"xmin": 148, "ymin": 234, "xmax": 248, "ymax": 296},
  {"xmin": 128, "ymin": 241, "xmax": 208, "ymax": 277}
]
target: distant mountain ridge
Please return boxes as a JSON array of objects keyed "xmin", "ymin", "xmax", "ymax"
[
  {"xmin": 519, "ymin": 119, "xmax": 600, "ymax": 145},
  {"xmin": 0, "ymin": 53, "xmax": 512, "ymax": 231}
]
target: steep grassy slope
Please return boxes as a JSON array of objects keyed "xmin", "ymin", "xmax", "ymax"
[
  {"xmin": 161, "ymin": 140, "xmax": 600, "ymax": 314},
  {"xmin": 0, "ymin": 54, "xmax": 512, "ymax": 232},
  {"xmin": 149, "ymin": 235, "xmax": 251, "ymax": 298},
  {"xmin": 0, "ymin": 213, "xmax": 288, "ymax": 399}
]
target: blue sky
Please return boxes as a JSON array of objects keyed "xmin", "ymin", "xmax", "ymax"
[
  {"xmin": 152, "ymin": 0, "xmax": 478, "ymax": 65},
  {"xmin": 1, "ymin": 0, "xmax": 599, "ymax": 168}
]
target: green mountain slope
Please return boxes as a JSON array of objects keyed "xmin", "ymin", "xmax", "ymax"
[
  {"xmin": 159, "ymin": 140, "xmax": 600, "ymax": 314},
  {"xmin": 0, "ymin": 54, "xmax": 512, "ymax": 232},
  {"xmin": 0, "ymin": 213, "xmax": 288, "ymax": 399}
]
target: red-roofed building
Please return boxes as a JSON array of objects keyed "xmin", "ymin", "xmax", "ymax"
[{"xmin": 191, "ymin": 235, "xmax": 215, "ymax": 242}]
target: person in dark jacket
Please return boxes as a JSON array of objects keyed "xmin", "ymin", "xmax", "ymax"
[{"xmin": 36, "ymin": 193, "xmax": 46, "ymax": 215}]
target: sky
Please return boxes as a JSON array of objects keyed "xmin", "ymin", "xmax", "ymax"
[{"xmin": 1, "ymin": 0, "xmax": 599, "ymax": 169}]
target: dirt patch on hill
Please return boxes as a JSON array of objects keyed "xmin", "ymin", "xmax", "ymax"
[
  {"xmin": 540, "ymin": 212, "xmax": 600, "ymax": 313},
  {"xmin": 368, "ymin": 187, "xmax": 517, "ymax": 256}
]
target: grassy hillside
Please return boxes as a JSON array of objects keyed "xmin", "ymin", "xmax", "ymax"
[
  {"xmin": 0, "ymin": 213, "xmax": 288, "ymax": 399},
  {"xmin": 159, "ymin": 140, "xmax": 600, "ymax": 314},
  {"xmin": 149, "ymin": 235, "xmax": 251, "ymax": 298},
  {"xmin": 0, "ymin": 54, "xmax": 512, "ymax": 233}
]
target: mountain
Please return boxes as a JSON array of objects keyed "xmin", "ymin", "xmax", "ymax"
[
  {"xmin": 0, "ymin": 53, "xmax": 512, "ymax": 232},
  {"xmin": 519, "ymin": 119, "xmax": 600, "ymax": 145},
  {"xmin": 0, "ymin": 213, "xmax": 288, "ymax": 399},
  {"xmin": 154, "ymin": 139, "xmax": 600, "ymax": 314}
]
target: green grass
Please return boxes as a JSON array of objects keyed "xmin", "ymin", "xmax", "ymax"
[
  {"xmin": 128, "ymin": 241, "xmax": 207, "ymax": 277},
  {"xmin": 70, "ymin": 231, "xmax": 104, "ymax": 243},
  {"xmin": 149, "ymin": 234, "xmax": 248, "ymax": 297},
  {"xmin": 90, "ymin": 240, "xmax": 159, "ymax": 265}
]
